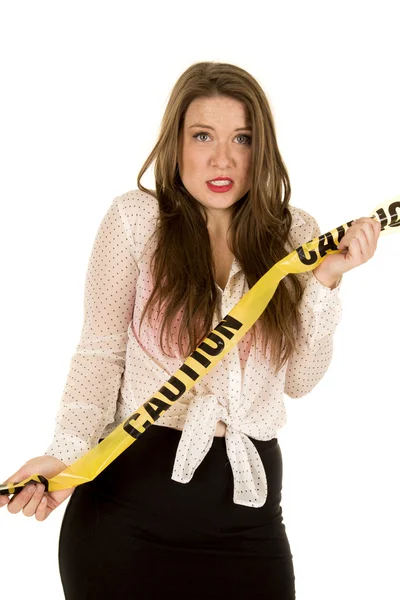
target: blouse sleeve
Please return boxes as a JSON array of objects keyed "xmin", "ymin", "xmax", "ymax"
[
  {"xmin": 284, "ymin": 213, "xmax": 343, "ymax": 399},
  {"xmin": 44, "ymin": 196, "xmax": 139, "ymax": 465}
]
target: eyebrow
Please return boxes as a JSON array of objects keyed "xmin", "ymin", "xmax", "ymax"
[{"xmin": 188, "ymin": 123, "xmax": 252, "ymax": 132}]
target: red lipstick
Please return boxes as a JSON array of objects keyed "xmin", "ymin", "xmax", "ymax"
[{"xmin": 206, "ymin": 177, "xmax": 234, "ymax": 193}]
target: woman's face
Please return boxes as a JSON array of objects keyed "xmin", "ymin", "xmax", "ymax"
[{"xmin": 177, "ymin": 95, "xmax": 252, "ymax": 219}]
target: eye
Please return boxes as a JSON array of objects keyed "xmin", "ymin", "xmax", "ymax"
[
  {"xmin": 192, "ymin": 132, "xmax": 210, "ymax": 142},
  {"xmin": 236, "ymin": 134, "xmax": 252, "ymax": 145},
  {"xmin": 192, "ymin": 132, "xmax": 252, "ymax": 145}
]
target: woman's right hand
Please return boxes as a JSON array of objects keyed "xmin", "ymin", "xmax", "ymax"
[{"xmin": 0, "ymin": 455, "xmax": 75, "ymax": 521}]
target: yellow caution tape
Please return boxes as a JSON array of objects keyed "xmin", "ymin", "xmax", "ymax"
[{"xmin": 1, "ymin": 195, "xmax": 399, "ymax": 496}]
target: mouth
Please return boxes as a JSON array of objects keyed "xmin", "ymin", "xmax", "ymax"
[
  {"xmin": 206, "ymin": 178, "xmax": 234, "ymax": 185},
  {"xmin": 206, "ymin": 180, "xmax": 234, "ymax": 192}
]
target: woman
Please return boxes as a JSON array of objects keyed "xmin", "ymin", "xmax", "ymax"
[{"xmin": 1, "ymin": 61, "xmax": 380, "ymax": 598}]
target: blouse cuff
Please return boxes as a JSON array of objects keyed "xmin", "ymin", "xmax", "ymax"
[
  {"xmin": 298, "ymin": 272, "xmax": 343, "ymax": 351},
  {"xmin": 44, "ymin": 432, "xmax": 93, "ymax": 467},
  {"xmin": 303, "ymin": 271, "xmax": 343, "ymax": 309}
]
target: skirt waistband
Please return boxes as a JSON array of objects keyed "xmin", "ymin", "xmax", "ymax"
[{"xmin": 100, "ymin": 422, "xmax": 278, "ymax": 451}]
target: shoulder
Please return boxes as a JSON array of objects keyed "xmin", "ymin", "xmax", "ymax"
[
  {"xmin": 114, "ymin": 188, "xmax": 159, "ymax": 222},
  {"xmin": 113, "ymin": 188, "xmax": 159, "ymax": 258},
  {"xmin": 287, "ymin": 205, "xmax": 320, "ymax": 248}
]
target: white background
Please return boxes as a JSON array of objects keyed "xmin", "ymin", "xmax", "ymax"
[{"xmin": 0, "ymin": 1, "xmax": 398, "ymax": 598}]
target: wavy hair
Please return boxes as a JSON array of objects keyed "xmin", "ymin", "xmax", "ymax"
[{"xmin": 136, "ymin": 61, "xmax": 304, "ymax": 374}]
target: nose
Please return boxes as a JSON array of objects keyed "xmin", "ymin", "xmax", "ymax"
[{"xmin": 211, "ymin": 143, "xmax": 233, "ymax": 168}]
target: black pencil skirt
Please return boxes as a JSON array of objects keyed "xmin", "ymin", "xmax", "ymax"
[{"xmin": 58, "ymin": 425, "xmax": 296, "ymax": 599}]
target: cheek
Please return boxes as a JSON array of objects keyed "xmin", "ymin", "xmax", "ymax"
[
  {"xmin": 183, "ymin": 145, "xmax": 196, "ymax": 162},
  {"xmin": 187, "ymin": 151, "xmax": 207, "ymax": 174},
  {"xmin": 241, "ymin": 155, "xmax": 252, "ymax": 179}
]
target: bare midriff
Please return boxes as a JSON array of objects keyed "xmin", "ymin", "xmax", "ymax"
[
  {"xmin": 214, "ymin": 420, "xmax": 227, "ymax": 436},
  {"xmin": 174, "ymin": 420, "xmax": 226, "ymax": 437}
]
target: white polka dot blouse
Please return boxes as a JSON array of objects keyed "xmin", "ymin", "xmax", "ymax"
[{"xmin": 44, "ymin": 189, "xmax": 343, "ymax": 508}]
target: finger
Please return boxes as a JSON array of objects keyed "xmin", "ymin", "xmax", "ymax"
[
  {"xmin": 22, "ymin": 484, "xmax": 46, "ymax": 517},
  {"xmin": 371, "ymin": 217, "xmax": 382, "ymax": 238},
  {"xmin": 0, "ymin": 479, "xmax": 13, "ymax": 506},
  {"xmin": 348, "ymin": 235, "xmax": 363, "ymax": 263},
  {"xmin": 338, "ymin": 218, "xmax": 362, "ymax": 249},
  {"xmin": 357, "ymin": 222, "xmax": 379, "ymax": 259},
  {"xmin": 358, "ymin": 222, "xmax": 375, "ymax": 249},
  {"xmin": 355, "ymin": 233, "xmax": 368, "ymax": 259},
  {"xmin": 35, "ymin": 495, "xmax": 49, "ymax": 522},
  {"xmin": 354, "ymin": 217, "xmax": 381, "ymax": 239},
  {"xmin": 7, "ymin": 484, "xmax": 37, "ymax": 514},
  {"xmin": 1, "ymin": 474, "xmax": 27, "ymax": 500},
  {"xmin": 340, "ymin": 221, "xmax": 368, "ymax": 249},
  {"xmin": 4, "ymin": 469, "xmax": 27, "ymax": 486},
  {"xmin": 339, "ymin": 218, "xmax": 380, "ymax": 252},
  {"xmin": 338, "ymin": 229, "xmax": 357, "ymax": 252},
  {"xmin": 355, "ymin": 216, "xmax": 374, "ymax": 222}
]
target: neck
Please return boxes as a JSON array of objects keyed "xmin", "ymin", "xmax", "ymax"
[{"xmin": 205, "ymin": 208, "xmax": 232, "ymax": 239}]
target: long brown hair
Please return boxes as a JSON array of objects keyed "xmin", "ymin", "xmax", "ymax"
[{"xmin": 136, "ymin": 61, "xmax": 304, "ymax": 374}]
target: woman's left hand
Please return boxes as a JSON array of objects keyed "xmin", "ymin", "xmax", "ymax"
[{"xmin": 313, "ymin": 217, "xmax": 381, "ymax": 288}]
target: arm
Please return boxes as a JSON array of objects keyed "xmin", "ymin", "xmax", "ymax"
[
  {"xmin": 284, "ymin": 209, "xmax": 382, "ymax": 399},
  {"xmin": 284, "ymin": 215, "xmax": 342, "ymax": 399},
  {"xmin": 44, "ymin": 196, "xmax": 139, "ymax": 465},
  {"xmin": 284, "ymin": 271, "xmax": 342, "ymax": 398}
]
